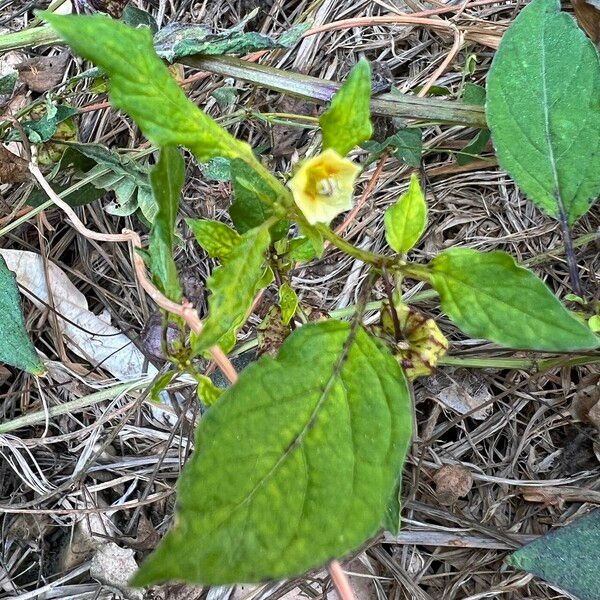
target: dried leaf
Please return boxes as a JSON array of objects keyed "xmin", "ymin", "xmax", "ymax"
[
  {"xmin": 572, "ymin": 0, "xmax": 600, "ymax": 42},
  {"xmin": 0, "ymin": 249, "xmax": 156, "ymax": 381},
  {"xmin": 16, "ymin": 53, "xmax": 69, "ymax": 93},
  {"xmin": 0, "ymin": 145, "xmax": 29, "ymax": 183}
]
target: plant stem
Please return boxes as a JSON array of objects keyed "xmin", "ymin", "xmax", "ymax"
[
  {"xmin": 183, "ymin": 55, "xmax": 486, "ymax": 127},
  {"xmin": 316, "ymin": 224, "xmax": 395, "ymax": 267},
  {"xmin": 556, "ymin": 206, "xmax": 583, "ymax": 297},
  {"xmin": 0, "ymin": 379, "xmax": 152, "ymax": 434},
  {"xmin": 438, "ymin": 353, "xmax": 600, "ymax": 371},
  {"xmin": 0, "ymin": 24, "xmax": 60, "ymax": 52}
]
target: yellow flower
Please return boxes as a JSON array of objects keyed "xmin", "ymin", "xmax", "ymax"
[{"xmin": 287, "ymin": 149, "xmax": 360, "ymax": 225}]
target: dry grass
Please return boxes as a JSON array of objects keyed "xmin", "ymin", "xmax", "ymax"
[{"xmin": 0, "ymin": 0, "xmax": 599, "ymax": 598}]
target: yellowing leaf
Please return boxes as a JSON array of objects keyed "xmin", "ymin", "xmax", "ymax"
[
  {"xmin": 320, "ymin": 59, "xmax": 373, "ymax": 156},
  {"xmin": 186, "ymin": 218, "xmax": 242, "ymax": 262},
  {"xmin": 384, "ymin": 173, "xmax": 427, "ymax": 254}
]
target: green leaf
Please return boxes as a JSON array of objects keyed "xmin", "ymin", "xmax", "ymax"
[
  {"xmin": 363, "ymin": 128, "xmax": 422, "ymax": 168},
  {"xmin": 201, "ymin": 156, "xmax": 231, "ymax": 181},
  {"xmin": 19, "ymin": 104, "xmax": 77, "ymax": 144},
  {"xmin": 186, "ymin": 218, "xmax": 242, "ymax": 262},
  {"xmin": 192, "ymin": 224, "xmax": 271, "ymax": 353},
  {"xmin": 153, "ymin": 17, "xmax": 308, "ymax": 62},
  {"xmin": 506, "ymin": 511, "xmax": 600, "ymax": 600},
  {"xmin": 0, "ymin": 256, "xmax": 45, "ymax": 375},
  {"xmin": 279, "ymin": 282, "xmax": 298, "ymax": 324},
  {"xmin": 287, "ymin": 236, "xmax": 317, "ymax": 263},
  {"xmin": 320, "ymin": 59, "xmax": 373, "ymax": 156},
  {"xmin": 384, "ymin": 173, "xmax": 427, "ymax": 254},
  {"xmin": 430, "ymin": 248, "xmax": 600, "ymax": 351},
  {"xmin": 229, "ymin": 158, "xmax": 288, "ymax": 239},
  {"xmin": 150, "ymin": 371, "xmax": 177, "ymax": 403},
  {"xmin": 149, "ymin": 146, "xmax": 184, "ymax": 302},
  {"xmin": 457, "ymin": 84, "xmax": 490, "ymax": 166},
  {"xmin": 62, "ymin": 142, "xmax": 155, "ymax": 219},
  {"xmin": 196, "ymin": 374, "xmax": 223, "ymax": 407},
  {"xmin": 486, "ymin": 0, "xmax": 600, "ymax": 225},
  {"xmin": 42, "ymin": 12, "xmax": 253, "ymax": 163},
  {"xmin": 462, "ymin": 82, "xmax": 486, "ymax": 105},
  {"xmin": 121, "ymin": 4, "xmax": 157, "ymax": 32},
  {"xmin": 132, "ymin": 321, "xmax": 412, "ymax": 586}
]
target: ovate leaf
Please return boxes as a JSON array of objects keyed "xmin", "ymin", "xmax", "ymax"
[
  {"xmin": 384, "ymin": 173, "xmax": 427, "ymax": 254},
  {"xmin": 507, "ymin": 510, "xmax": 600, "ymax": 600},
  {"xmin": 486, "ymin": 0, "xmax": 600, "ymax": 225},
  {"xmin": 192, "ymin": 224, "xmax": 271, "ymax": 353},
  {"xmin": 43, "ymin": 12, "xmax": 253, "ymax": 163},
  {"xmin": 186, "ymin": 218, "xmax": 241, "ymax": 262},
  {"xmin": 132, "ymin": 321, "xmax": 412, "ymax": 585},
  {"xmin": 363, "ymin": 128, "xmax": 422, "ymax": 168},
  {"xmin": 0, "ymin": 256, "xmax": 45, "ymax": 375},
  {"xmin": 149, "ymin": 146, "xmax": 184, "ymax": 302},
  {"xmin": 320, "ymin": 59, "xmax": 373, "ymax": 156},
  {"xmin": 430, "ymin": 248, "xmax": 599, "ymax": 351},
  {"xmin": 279, "ymin": 282, "xmax": 298, "ymax": 324}
]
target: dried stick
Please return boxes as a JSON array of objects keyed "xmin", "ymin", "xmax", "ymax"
[
  {"xmin": 28, "ymin": 157, "xmax": 238, "ymax": 385},
  {"xmin": 329, "ymin": 560, "xmax": 356, "ymax": 600}
]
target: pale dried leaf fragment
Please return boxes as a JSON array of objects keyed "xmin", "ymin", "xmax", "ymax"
[
  {"xmin": 434, "ymin": 464, "xmax": 473, "ymax": 505},
  {"xmin": 0, "ymin": 249, "xmax": 156, "ymax": 381}
]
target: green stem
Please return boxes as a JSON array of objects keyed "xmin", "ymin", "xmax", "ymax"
[
  {"xmin": 183, "ymin": 55, "xmax": 487, "ymax": 128},
  {"xmin": 0, "ymin": 25, "xmax": 60, "ymax": 53},
  {"xmin": 438, "ymin": 353, "xmax": 600, "ymax": 371},
  {"xmin": 329, "ymin": 289, "xmax": 438, "ymax": 318},
  {"xmin": 0, "ymin": 27, "xmax": 484, "ymax": 128},
  {"xmin": 316, "ymin": 224, "xmax": 395, "ymax": 267},
  {"xmin": 0, "ymin": 378, "xmax": 152, "ymax": 434}
]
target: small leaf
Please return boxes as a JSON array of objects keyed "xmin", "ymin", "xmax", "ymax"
[
  {"xmin": 229, "ymin": 158, "xmax": 288, "ymax": 239},
  {"xmin": 462, "ymin": 82, "xmax": 486, "ymax": 105},
  {"xmin": 589, "ymin": 314, "xmax": 600, "ymax": 332},
  {"xmin": 507, "ymin": 510, "xmax": 600, "ymax": 600},
  {"xmin": 186, "ymin": 218, "xmax": 242, "ymax": 262},
  {"xmin": 192, "ymin": 224, "xmax": 271, "ymax": 353},
  {"xmin": 196, "ymin": 374, "xmax": 223, "ymax": 407},
  {"xmin": 486, "ymin": 0, "xmax": 600, "ymax": 225},
  {"xmin": 0, "ymin": 256, "xmax": 45, "ymax": 375},
  {"xmin": 150, "ymin": 371, "xmax": 176, "ymax": 403},
  {"xmin": 430, "ymin": 248, "xmax": 600, "ymax": 351},
  {"xmin": 457, "ymin": 84, "xmax": 490, "ymax": 166},
  {"xmin": 153, "ymin": 18, "xmax": 308, "ymax": 62},
  {"xmin": 279, "ymin": 282, "xmax": 298, "ymax": 324},
  {"xmin": 149, "ymin": 146, "xmax": 184, "ymax": 302},
  {"xmin": 19, "ymin": 104, "xmax": 77, "ymax": 144},
  {"xmin": 320, "ymin": 59, "xmax": 373, "ymax": 156},
  {"xmin": 384, "ymin": 173, "xmax": 427, "ymax": 254},
  {"xmin": 43, "ymin": 12, "xmax": 253, "ymax": 163},
  {"xmin": 132, "ymin": 321, "xmax": 412, "ymax": 586},
  {"xmin": 363, "ymin": 128, "xmax": 423, "ymax": 168},
  {"xmin": 287, "ymin": 237, "xmax": 317, "ymax": 263},
  {"xmin": 121, "ymin": 4, "xmax": 158, "ymax": 32}
]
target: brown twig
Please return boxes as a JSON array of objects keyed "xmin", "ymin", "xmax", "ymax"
[
  {"xmin": 28, "ymin": 154, "xmax": 238, "ymax": 385},
  {"xmin": 329, "ymin": 560, "xmax": 356, "ymax": 600}
]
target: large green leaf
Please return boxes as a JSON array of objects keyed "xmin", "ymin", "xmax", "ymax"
[
  {"xmin": 0, "ymin": 256, "xmax": 45, "ymax": 375},
  {"xmin": 384, "ymin": 173, "xmax": 427, "ymax": 254},
  {"xmin": 507, "ymin": 510, "xmax": 600, "ymax": 600},
  {"xmin": 43, "ymin": 12, "xmax": 253, "ymax": 163},
  {"xmin": 192, "ymin": 224, "xmax": 271, "ymax": 353},
  {"xmin": 149, "ymin": 146, "xmax": 184, "ymax": 302},
  {"xmin": 486, "ymin": 0, "xmax": 600, "ymax": 225},
  {"xmin": 320, "ymin": 59, "xmax": 373, "ymax": 156},
  {"xmin": 430, "ymin": 248, "xmax": 599, "ymax": 351},
  {"xmin": 132, "ymin": 321, "xmax": 412, "ymax": 585}
]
